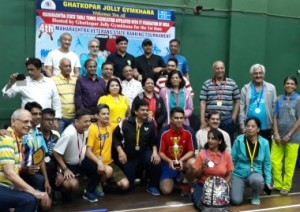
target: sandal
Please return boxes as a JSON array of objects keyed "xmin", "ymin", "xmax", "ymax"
[{"xmin": 280, "ymin": 190, "xmax": 289, "ymax": 196}]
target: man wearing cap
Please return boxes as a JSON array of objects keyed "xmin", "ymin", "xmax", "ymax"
[{"xmin": 136, "ymin": 39, "xmax": 166, "ymax": 82}]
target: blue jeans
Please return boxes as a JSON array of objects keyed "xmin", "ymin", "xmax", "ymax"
[
  {"xmin": 191, "ymin": 182, "xmax": 204, "ymax": 210},
  {"xmin": 0, "ymin": 186, "xmax": 37, "ymax": 212},
  {"xmin": 220, "ymin": 117, "xmax": 235, "ymax": 145},
  {"xmin": 21, "ymin": 172, "xmax": 45, "ymax": 191},
  {"xmin": 58, "ymin": 118, "xmax": 74, "ymax": 135}
]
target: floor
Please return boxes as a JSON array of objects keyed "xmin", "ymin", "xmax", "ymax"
[{"xmin": 51, "ymin": 168, "xmax": 300, "ymax": 212}]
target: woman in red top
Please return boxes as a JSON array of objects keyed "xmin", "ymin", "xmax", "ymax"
[{"xmin": 191, "ymin": 128, "xmax": 234, "ymax": 209}]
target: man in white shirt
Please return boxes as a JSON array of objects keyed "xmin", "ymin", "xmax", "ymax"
[
  {"xmin": 121, "ymin": 65, "xmax": 143, "ymax": 106},
  {"xmin": 53, "ymin": 109, "xmax": 91, "ymax": 200},
  {"xmin": 44, "ymin": 32, "xmax": 81, "ymax": 77},
  {"xmin": 2, "ymin": 58, "xmax": 62, "ymax": 124}
]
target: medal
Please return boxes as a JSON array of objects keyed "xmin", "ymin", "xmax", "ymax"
[
  {"xmin": 44, "ymin": 156, "xmax": 50, "ymax": 163},
  {"xmin": 216, "ymin": 100, "xmax": 222, "ymax": 106},
  {"xmin": 117, "ymin": 117, "xmax": 122, "ymax": 123},
  {"xmin": 250, "ymin": 167, "xmax": 254, "ymax": 172},
  {"xmin": 98, "ymin": 156, "xmax": 102, "ymax": 161},
  {"xmin": 135, "ymin": 145, "xmax": 140, "ymax": 151},
  {"xmin": 255, "ymin": 108, "xmax": 261, "ymax": 114},
  {"xmin": 207, "ymin": 160, "xmax": 215, "ymax": 168}
]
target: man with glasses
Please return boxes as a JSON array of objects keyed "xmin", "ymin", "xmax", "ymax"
[
  {"xmin": 239, "ymin": 64, "xmax": 276, "ymax": 147},
  {"xmin": 21, "ymin": 102, "xmax": 51, "ymax": 197},
  {"xmin": 80, "ymin": 38, "xmax": 105, "ymax": 77},
  {"xmin": 0, "ymin": 109, "xmax": 50, "ymax": 211},
  {"xmin": 163, "ymin": 39, "xmax": 189, "ymax": 79}
]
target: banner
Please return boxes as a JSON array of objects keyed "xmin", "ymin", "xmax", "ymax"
[{"xmin": 35, "ymin": 0, "xmax": 176, "ymax": 62}]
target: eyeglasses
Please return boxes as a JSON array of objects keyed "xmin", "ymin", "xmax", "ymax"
[{"xmin": 15, "ymin": 118, "xmax": 32, "ymax": 125}]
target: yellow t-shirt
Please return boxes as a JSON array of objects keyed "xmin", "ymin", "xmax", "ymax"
[
  {"xmin": 86, "ymin": 123, "xmax": 118, "ymax": 165},
  {"xmin": 0, "ymin": 128, "xmax": 22, "ymax": 188},
  {"xmin": 97, "ymin": 94, "xmax": 129, "ymax": 124}
]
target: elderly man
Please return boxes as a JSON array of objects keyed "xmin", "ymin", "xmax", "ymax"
[
  {"xmin": 80, "ymin": 38, "xmax": 105, "ymax": 77},
  {"xmin": 106, "ymin": 36, "xmax": 138, "ymax": 80},
  {"xmin": 2, "ymin": 58, "xmax": 62, "ymax": 123},
  {"xmin": 136, "ymin": 38, "xmax": 166, "ymax": 82},
  {"xmin": 52, "ymin": 58, "xmax": 77, "ymax": 134},
  {"xmin": 0, "ymin": 109, "xmax": 50, "ymax": 211},
  {"xmin": 200, "ymin": 60, "xmax": 240, "ymax": 142},
  {"xmin": 101, "ymin": 61, "xmax": 116, "ymax": 84},
  {"xmin": 239, "ymin": 64, "xmax": 276, "ymax": 146},
  {"xmin": 75, "ymin": 59, "xmax": 106, "ymax": 110},
  {"xmin": 44, "ymin": 32, "xmax": 81, "ymax": 77},
  {"xmin": 163, "ymin": 39, "xmax": 189, "ymax": 79}
]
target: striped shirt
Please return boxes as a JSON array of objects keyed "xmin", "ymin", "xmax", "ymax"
[
  {"xmin": 52, "ymin": 73, "xmax": 77, "ymax": 119},
  {"xmin": 199, "ymin": 78, "xmax": 240, "ymax": 119},
  {"xmin": 154, "ymin": 75, "xmax": 193, "ymax": 95},
  {"xmin": 0, "ymin": 128, "xmax": 22, "ymax": 188}
]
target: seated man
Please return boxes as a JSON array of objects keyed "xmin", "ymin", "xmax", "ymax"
[
  {"xmin": 81, "ymin": 104, "xmax": 129, "ymax": 202},
  {"xmin": 0, "ymin": 109, "xmax": 50, "ymax": 211},
  {"xmin": 53, "ymin": 109, "xmax": 91, "ymax": 201},
  {"xmin": 113, "ymin": 99, "xmax": 161, "ymax": 195},
  {"xmin": 22, "ymin": 102, "xmax": 51, "ymax": 195},
  {"xmin": 159, "ymin": 107, "xmax": 194, "ymax": 195}
]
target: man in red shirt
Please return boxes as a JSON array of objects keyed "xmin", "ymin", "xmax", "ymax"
[{"xmin": 159, "ymin": 107, "xmax": 194, "ymax": 194}]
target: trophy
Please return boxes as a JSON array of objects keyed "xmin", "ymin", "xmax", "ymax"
[{"xmin": 169, "ymin": 137, "xmax": 183, "ymax": 169}]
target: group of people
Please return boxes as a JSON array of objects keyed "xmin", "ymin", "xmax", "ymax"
[{"xmin": 0, "ymin": 32, "xmax": 299, "ymax": 211}]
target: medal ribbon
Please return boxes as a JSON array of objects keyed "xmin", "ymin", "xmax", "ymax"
[
  {"xmin": 14, "ymin": 132, "xmax": 24, "ymax": 173},
  {"xmin": 77, "ymin": 133, "xmax": 85, "ymax": 163},
  {"xmin": 246, "ymin": 139, "xmax": 258, "ymax": 169},
  {"xmin": 135, "ymin": 118, "xmax": 140, "ymax": 148},
  {"xmin": 213, "ymin": 78, "xmax": 226, "ymax": 101},
  {"xmin": 252, "ymin": 83, "xmax": 264, "ymax": 110},
  {"xmin": 97, "ymin": 124, "xmax": 108, "ymax": 157}
]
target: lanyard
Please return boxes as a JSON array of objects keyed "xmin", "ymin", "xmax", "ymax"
[
  {"xmin": 97, "ymin": 125, "xmax": 108, "ymax": 157},
  {"xmin": 246, "ymin": 139, "xmax": 258, "ymax": 168},
  {"xmin": 14, "ymin": 132, "xmax": 24, "ymax": 173},
  {"xmin": 77, "ymin": 133, "xmax": 85, "ymax": 163},
  {"xmin": 136, "ymin": 118, "xmax": 141, "ymax": 147},
  {"xmin": 213, "ymin": 78, "xmax": 225, "ymax": 101},
  {"xmin": 252, "ymin": 83, "xmax": 265, "ymax": 109}
]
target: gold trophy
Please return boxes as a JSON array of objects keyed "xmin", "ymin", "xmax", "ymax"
[{"xmin": 169, "ymin": 137, "xmax": 183, "ymax": 169}]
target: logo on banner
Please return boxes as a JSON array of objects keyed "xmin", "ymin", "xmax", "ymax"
[
  {"xmin": 41, "ymin": 0, "xmax": 56, "ymax": 10},
  {"xmin": 157, "ymin": 10, "xmax": 172, "ymax": 21}
]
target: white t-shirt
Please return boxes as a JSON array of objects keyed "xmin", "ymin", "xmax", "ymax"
[
  {"xmin": 44, "ymin": 49, "xmax": 81, "ymax": 76},
  {"xmin": 53, "ymin": 124, "xmax": 88, "ymax": 165}
]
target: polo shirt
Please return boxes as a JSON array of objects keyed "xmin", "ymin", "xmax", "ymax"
[
  {"xmin": 199, "ymin": 77, "xmax": 240, "ymax": 119},
  {"xmin": 52, "ymin": 74, "xmax": 77, "ymax": 119},
  {"xmin": 106, "ymin": 52, "xmax": 137, "ymax": 79},
  {"xmin": 0, "ymin": 128, "xmax": 22, "ymax": 188},
  {"xmin": 86, "ymin": 123, "xmax": 117, "ymax": 165},
  {"xmin": 121, "ymin": 78, "xmax": 143, "ymax": 106},
  {"xmin": 163, "ymin": 54, "xmax": 189, "ymax": 75},
  {"xmin": 75, "ymin": 75, "xmax": 106, "ymax": 110},
  {"xmin": 159, "ymin": 125, "xmax": 194, "ymax": 160},
  {"xmin": 98, "ymin": 94, "xmax": 130, "ymax": 124},
  {"xmin": 193, "ymin": 149, "xmax": 233, "ymax": 183},
  {"xmin": 136, "ymin": 54, "xmax": 165, "ymax": 81},
  {"xmin": 2, "ymin": 75, "xmax": 62, "ymax": 118},
  {"xmin": 79, "ymin": 54, "xmax": 105, "ymax": 77}
]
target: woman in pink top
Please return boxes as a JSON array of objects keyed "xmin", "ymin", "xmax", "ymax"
[{"xmin": 191, "ymin": 128, "xmax": 234, "ymax": 209}]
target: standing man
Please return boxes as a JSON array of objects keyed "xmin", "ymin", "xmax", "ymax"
[
  {"xmin": 121, "ymin": 65, "xmax": 143, "ymax": 106},
  {"xmin": 158, "ymin": 107, "xmax": 194, "ymax": 195},
  {"xmin": 0, "ymin": 109, "xmax": 50, "ymax": 211},
  {"xmin": 163, "ymin": 39, "xmax": 189, "ymax": 79},
  {"xmin": 75, "ymin": 59, "xmax": 106, "ymax": 110},
  {"xmin": 113, "ymin": 99, "xmax": 161, "ymax": 195},
  {"xmin": 106, "ymin": 36, "xmax": 138, "ymax": 80},
  {"xmin": 239, "ymin": 64, "xmax": 276, "ymax": 144},
  {"xmin": 52, "ymin": 58, "xmax": 77, "ymax": 134},
  {"xmin": 53, "ymin": 109, "xmax": 91, "ymax": 200},
  {"xmin": 136, "ymin": 39, "xmax": 166, "ymax": 82},
  {"xmin": 22, "ymin": 102, "xmax": 51, "ymax": 195},
  {"xmin": 200, "ymin": 60, "xmax": 240, "ymax": 142},
  {"xmin": 100, "ymin": 61, "xmax": 117, "ymax": 85},
  {"xmin": 80, "ymin": 38, "xmax": 105, "ymax": 77},
  {"xmin": 196, "ymin": 111, "xmax": 231, "ymax": 152},
  {"xmin": 2, "ymin": 58, "xmax": 62, "ymax": 123},
  {"xmin": 81, "ymin": 104, "xmax": 129, "ymax": 202},
  {"xmin": 44, "ymin": 32, "xmax": 81, "ymax": 77}
]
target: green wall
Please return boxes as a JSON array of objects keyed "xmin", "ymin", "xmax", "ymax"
[{"xmin": 1, "ymin": 0, "xmax": 300, "ymax": 126}]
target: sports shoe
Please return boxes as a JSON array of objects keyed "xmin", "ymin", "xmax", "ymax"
[
  {"xmin": 83, "ymin": 191, "xmax": 98, "ymax": 203},
  {"xmin": 94, "ymin": 184, "xmax": 105, "ymax": 197},
  {"xmin": 146, "ymin": 186, "xmax": 161, "ymax": 196},
  {"xmin": 251, "ymin": 192, "xmax": 260, "ymax": 205},
  {"xmin": 181, "ymin": 182, "xmax": 191, "ymax": 196},
  {"xmin": 280, "ymin": 190, "xmax": 289, "ymax": 196}
]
